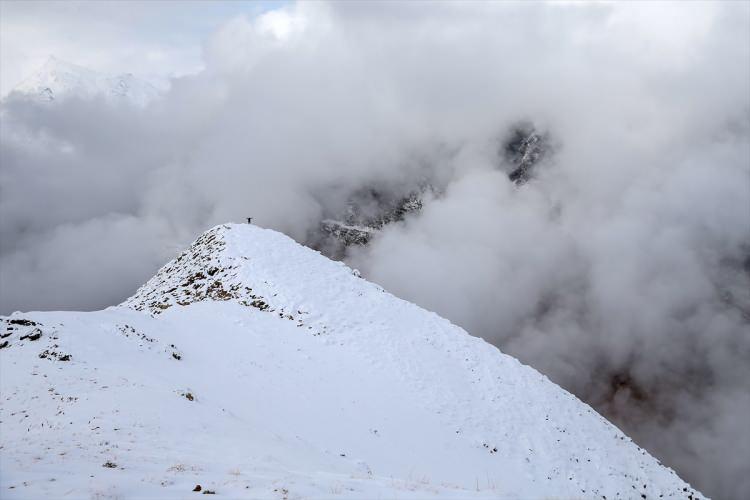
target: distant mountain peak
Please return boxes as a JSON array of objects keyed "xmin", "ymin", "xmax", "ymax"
[
  {"xmin": 10, "ymin": 56, "xmax": 161, "ymax": 106},
  {"xmin": 39, "ymin": 55, "xmax": 89, "ymax": 72}
]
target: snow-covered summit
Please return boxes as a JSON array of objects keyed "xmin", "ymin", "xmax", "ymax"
[
  {"xmin": 1, "ymin": 223, "xmax": 704, "ymax": 498},
  {"xmin": 9, "ymin": 56, "xmax": 160, "ymax": 106}
]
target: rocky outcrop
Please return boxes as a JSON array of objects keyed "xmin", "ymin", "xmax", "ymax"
[
  {"xmin": 503, "ymin": 123, "xmax": 549, "ymax": 184},
  {"xmin": 310, "ymin": 188, "xmax": 425, "ymax": 257}
]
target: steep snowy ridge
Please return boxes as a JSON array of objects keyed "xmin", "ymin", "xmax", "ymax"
[
  {"xmin": 1, "ymin": 224, "xmax": 704, "ymax": 499},
  {"xmin": 9, "ymin": 56, "xmax": 160, "ymax": 106}
]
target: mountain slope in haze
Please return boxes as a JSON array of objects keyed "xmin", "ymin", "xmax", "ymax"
[
  {"xmin": 0, "ymin": 224, "xmax": 704, "ymax": 499},
  {"xmin": 307, "ymin": 122, "xmax": 550, "ymax": 258},
  {"xmin": 8, "ymin": 56, "xmax": 160, "ymax": 106}
]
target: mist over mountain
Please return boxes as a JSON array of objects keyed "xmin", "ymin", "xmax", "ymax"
[{"xmin": 1, "ymin": 2, "xmax": 748, "ymax": 498}]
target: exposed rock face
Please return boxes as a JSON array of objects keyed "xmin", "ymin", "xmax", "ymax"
[
  {"xmin": 310, "ymin": 188, "xmax": 426, "ymax": 258},
  {"xmin": 124, "ymin": 225, "xmax": 320, "ymax": 332},
  {"xmin": 125, "ymin": 228, "xmax": 243, "ymax": 315},
  {"xmin": 503, "ymin": 123, "xmax": 549, "ymax": 184},
  {"xmin": 309, "ymin": 121, "xmax": 551, "ymax": 257},
  {"xmin": 319, "ymin": 220, "xmax": 375, "ymax": 247},
  {"xmin": 125, "ymin": 227, "xmax": 278, "ymax": 316},
  {"xmin": 0, "ymin": 317, "xmax": 73, "ymax": 361}
]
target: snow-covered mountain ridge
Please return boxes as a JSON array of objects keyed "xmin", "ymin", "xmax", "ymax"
[
  {"xmin": 0, "ymin": 223, "xmax": 704, "ymax": 499},
  {"xmin": 8, "ymin": 56, "xmax": 160, "ymax": 106}
]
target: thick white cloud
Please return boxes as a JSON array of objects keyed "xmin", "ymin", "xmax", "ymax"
[{"xmin": 1, "ymin": 2, "xmax": 748, "ymax": 497}]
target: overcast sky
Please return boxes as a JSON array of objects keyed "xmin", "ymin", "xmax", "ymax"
[
  {"xmin": 0, "ymin": 0, "xmax": 284, "ymax": 96},
  {"xmin": 1, "ymin": 2, "xmax": 748, "ymax": 499}
]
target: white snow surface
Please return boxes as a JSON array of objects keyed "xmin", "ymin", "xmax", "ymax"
[
  {"xmin": 0, "ymin": 223, "xmax": 704, "ymax": 499},
  {"xmin": 9, "ymin": 56, "xmax": 160, "ymax": 107}
]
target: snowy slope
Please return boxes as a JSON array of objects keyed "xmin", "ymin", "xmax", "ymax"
[
  {"xmin": 9, "ymin": 56, "xmax": 160, "ymax": 106},
  {"xmin": 0, "ymin": 224, "xmax": 704, "ymax": 499}
]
